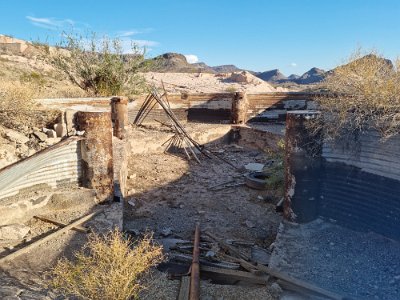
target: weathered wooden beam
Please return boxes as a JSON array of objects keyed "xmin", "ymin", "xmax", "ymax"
[
  {"xmin": 178, "ymin": 276, "xmax": 190, "ymax": 300},
  {"xmin": 256, "ymin": 264, "xmax": 344, "ymax": 300},
  {"xmin": 200, "ymin": 265, "xmax": 269, "ymax": 285},
  {"xmin": 0, "ymin": 210, "xmax": 102, "ymax": 265},
  {"xmin": 34, "ymin": 215, "xmax": 89, "ymax": 233}
]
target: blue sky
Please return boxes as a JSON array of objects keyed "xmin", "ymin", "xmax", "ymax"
[{"xmin": 1, "ymin": 0, "xmax": 399, "ymax": 75}]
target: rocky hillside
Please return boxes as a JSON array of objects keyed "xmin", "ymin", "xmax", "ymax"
[
  {"xmin": 256, "ymin": 69, "xmax": 288, "ymax": 83},
  {"xmin": 255, "ymin": 67, "xmax": 326, "ymax": 85},
  {"xmin": 295, "ymin": 67, "xmax": 326, "ymax": 84}
]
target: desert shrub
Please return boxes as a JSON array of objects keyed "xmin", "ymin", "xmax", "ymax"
[
  {"xmin": 50, "ymin": 229, "xmax": 163, "ymax": 300},
  {"xmin": 314, "ymin": 50, "xmax": 400, "ymax": 139},
  {"xmin": 0, "ymin": 80, "xmax": 38, "ymax": 128},
  {"xmin": 0, "ymin": 80, "xmax": 59, "ymax": 129},
  {"xmin": 225, "ymin": 86, "xmax": 237, "ymax": 93},
  {"xmin": 45, "ymin": 32, "xmax": 151, "ymax": 97},
  {"xmin": 20, "ymin": 71, "xmax": 47, "ymax": 87}
]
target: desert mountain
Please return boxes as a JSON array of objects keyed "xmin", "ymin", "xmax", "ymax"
[
  {"xmin": 295, "ymin": 67, "xmax": 326, "ymax": 84},
  {"xmin": 256, "ymin": 69, "xmax": 288, "ymax": 83},
  {"xmin": 255, "ymin": 67, "xmax": 326, "ymax": 85}
]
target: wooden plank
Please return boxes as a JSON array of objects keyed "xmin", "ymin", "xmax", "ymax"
[
  {"xmin": 34, "ymin": 215, "xmax": 89, "ymax": 233},
  {"xmin": 204, "ymin": 231, "xmax": 250, "ymax": 261},
  {"xmin": 178, "ymin": 276, "xmax": 190, "ymax": 300},
  {"xmin": 200, "ymin": 265, "xmax": 268, "ymax": 285},
  {"xmin": 0, "ymin": 210, "xmax": 103, "ymax": 265},
  {"xmin": 255, "ymin": 264, "xmax": 344, "ymax": 300}
]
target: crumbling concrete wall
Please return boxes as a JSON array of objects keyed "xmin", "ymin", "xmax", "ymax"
[{"xmin": 231, "ymin": 125, "xmax": 282, "ymax": 152}]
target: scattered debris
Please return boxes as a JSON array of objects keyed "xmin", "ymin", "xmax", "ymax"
[
  {"xmin": 245, "ymin": 171, "xmax": 269, "ymax": 190},
  {"xmin": 161, "ymin": 227, "xmax": 173, "ymax": 237},
  {"xmin": 244, "ymin": 162, "xmax": 265, "ymax": 172}
]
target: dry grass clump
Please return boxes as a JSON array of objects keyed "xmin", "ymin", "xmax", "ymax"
[
  {"xmin": 50, "ymin": 229, "xmax": 163, "ymax": 300},
  {"xmin": 315, "ymin": 50, "xmax": 400, "ymax": 139},
  {"xmin": 0, "ymin": 80, "xmax": 38, "ymax": 128}
]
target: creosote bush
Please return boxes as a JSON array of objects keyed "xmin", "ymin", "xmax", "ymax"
[
  {"xmin": 47, "ymin": 32, "xmax": 151, "ymax": 97},
  {"xmin": 50, "ymin": 229, "xmax": 163, "ymax": 300},
  {"xmin": 314, "ymin": 50, "xmax": 400, "ymax": 140}
]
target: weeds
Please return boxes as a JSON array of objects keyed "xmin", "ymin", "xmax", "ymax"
[{"xmin": 50, "ymin": 229, "xmax": 163, "ymax": 300}]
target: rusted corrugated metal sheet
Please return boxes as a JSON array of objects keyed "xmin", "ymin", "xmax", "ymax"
[{"xmin": 0, "ymin": 137, "xmax": 82, "ymax": 201}]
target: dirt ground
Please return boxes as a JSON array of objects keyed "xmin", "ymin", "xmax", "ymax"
[{"xmin": 124, "ymin": 124, "xmax": 284, "ymax": 299}]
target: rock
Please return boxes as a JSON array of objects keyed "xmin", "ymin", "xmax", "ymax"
[
  {"xmin": 206, "ymin": 250, "xmax": 215, "ymax": 257},
  {"xmin": 251, "ymin": 246, "xmax": 270, "ymax": 265},
  {"xmin": 0, "ymin": 144, "xmax": 18, "ymax": 169},
  {"xmin": 33, "ymin": 131, "xmax": 47, "ymax": 142},
  {"xmin": 0, "ymin": 286, "xmax": 23, "ymax": 297},
  {"xmin": 46, "ymin": 129, "xmax": 57, "ymax": 138},
  {"xmin": 161, "ymin": 227, "xmax": 173, "ymax": 237},
  {"xmin": 244, "ymin": 220, "xmax": 255, "ymax": 228},
  {"xmin": 54, "ymin": 123, "xmax": 66, "ymax": 137},
  {"xmin": 0, "ymin": 224, "xmax": 30, "ymax": 241},
  {"xmin": 270, "ymin": 282, "xmax": 282, "ymax": 297},
  {"xmin": 4, "ymin": 128, "xmax": 29, "ymax": 144},
  {"xmin": 46, "ymin": 137, "xmax": 61, "ymax": 146},
  {"xmin": 244, "ymin": 162, "xmax": 264, "ymax": 172}
]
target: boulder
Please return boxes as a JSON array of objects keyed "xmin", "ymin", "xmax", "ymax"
[
  {"xmin": 3, "ymin": 128, "xmax": 29, "ymax": 144},
  {"xmin": 33, "ymin": 131, "xmax": 47, "ymax": 142}
]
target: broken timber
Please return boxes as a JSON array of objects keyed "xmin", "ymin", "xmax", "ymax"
[
  {"xmin": 189, "ymin": 224, "xmax": 200, "ymax": 300},
  {"xmin": 0, "ymin": 210, "xmax": 102, "ymax": 265},
  {"xmin": 34, "ymin": 215, "xmax": 89, "ymax": 233}
]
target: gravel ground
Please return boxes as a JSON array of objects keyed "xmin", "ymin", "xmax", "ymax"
[
  {"xmin": 140, "ymin": 270, "xmax": 280, "ymax": 300},
  {"xmin": 269, "ymin": 218, "xmax": 400, "ymax": 300}
]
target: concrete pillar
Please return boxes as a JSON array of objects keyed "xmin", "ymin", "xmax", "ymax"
[
  {"xmin": 231, "ymin": 92, "xmax": 248, "ymax": 124},
  {"xmin": 111, "ymin": 96, "xmax": 129, "ymax": 139},
  {"xmin": 284, "ymin": 111, "xmax": 322, "ymax": 222},
  {"xmin": 75, "ymin": 111, "xmax": 114, "ymax": 202}
]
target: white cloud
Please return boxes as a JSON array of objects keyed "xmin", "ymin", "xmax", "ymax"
[
  {"xmin": 26, "ymin": 16, "xmax": 74, "ymax": 30},
  {"xmin": 185, "ymin": 54, "xmax": 199, "ymax": 64},
  {"xmin": 290, "ymin": 62, "xmax": 297, "ymax": 67},
  {"xmin": 117, "ymin": 30, "xmax": 141, "ymax": 37},
  {"xmin": 117, "ymin": 28, "xmax": 153, "ymax": 37}
]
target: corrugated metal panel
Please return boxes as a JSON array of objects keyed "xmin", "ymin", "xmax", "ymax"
[
  {"xmin": 319, "ymin": 164, "xmax": 400, "ymax": 240},
  {"xmin": 322, "ymin": 131, "xmax": 400, "ymax": 181},
  {"xmin": 0, "ymin": 138, "xmax": 82, "ymax": 201}
]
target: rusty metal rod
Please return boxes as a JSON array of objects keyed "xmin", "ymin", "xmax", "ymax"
[{"xmin": 189, "ymin": 224, "xmax": 200, "ymax": 300}]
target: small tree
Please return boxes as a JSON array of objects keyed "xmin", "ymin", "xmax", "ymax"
[
  {"xmin": 47, "ymin": 32, "xmax": 150, "ymax": 96},
  {"xmin": 314, "ymin": 50, "xmax": 400, "ymax": 140}
]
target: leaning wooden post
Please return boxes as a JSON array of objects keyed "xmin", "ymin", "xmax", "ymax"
[
  {"xmin": 111, "ymin": 96, "xmax": 129, "ymax": 139},
  {"xmin": 75, "ymin": 111, "xmax": 114, "ymax": 202},
  {"xmin": 231, "ymin": 92, "xmax": 248, "ymax": 124},
  {"xmin": 284, "ymin": 111, "xmax": 322, "ymax": 222}
]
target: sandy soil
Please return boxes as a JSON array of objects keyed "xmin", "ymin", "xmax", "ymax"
[{"xmin": 143, "ymin": 71, "xmax": 288, "ymax": 93}]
